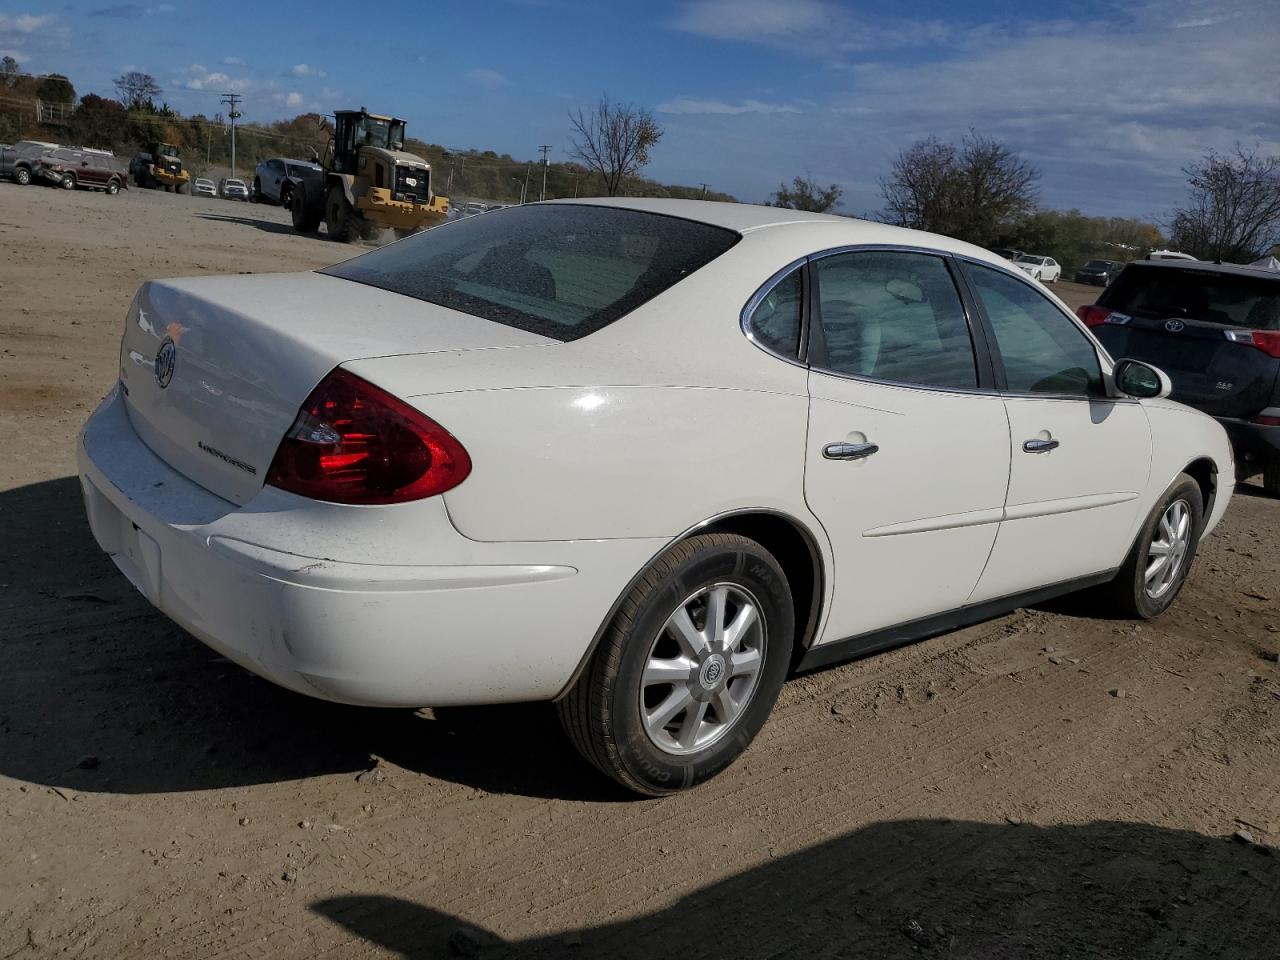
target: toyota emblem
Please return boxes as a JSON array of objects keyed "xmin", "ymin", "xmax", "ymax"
[
  {"xmin": 1164, "ymin": 319, "xmax": 1186, "ymax": 333},
  {"xmin": 154, "ymin": 338, "xmax": 176, "ymax": 389}
]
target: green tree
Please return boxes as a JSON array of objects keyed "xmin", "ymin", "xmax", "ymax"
[
  {"xmin": 769, "ymin": 175, "xmax": 843, "ymax": 212},
  {"xmin": 69, "ymin": 94, "xmax": 129, "ymax": 150}
]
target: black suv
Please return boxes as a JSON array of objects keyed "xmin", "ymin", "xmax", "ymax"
[
  {"xmin": 1074, "ymin": 259, "xmax": 1123, "ymax": 286},
  {"xmin": 1079, "ymin": 259, "xmax": 1280, "ymax": 494}
]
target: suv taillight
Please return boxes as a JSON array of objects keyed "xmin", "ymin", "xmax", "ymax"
[
  {"xmin": 267, "ymin": 368, "xmax": 471, "ymax": 505},
  {"xmin": 1077, "ymin": 305, "xmax": 1111, "ymax": 327},
  {"xmin": 1224, "ymin": 329, "xmax": 1280, "ymax": 359}
]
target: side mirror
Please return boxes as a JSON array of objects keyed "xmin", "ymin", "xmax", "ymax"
[{"xmin": 1114, "ymin": 358, "xmax": 1172, "ymax": 399}]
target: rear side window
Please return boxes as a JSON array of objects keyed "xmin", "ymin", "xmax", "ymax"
[
  {"xmin": 812, "ymin": 251, "xmax": 978, "ymax": 389},
  {"xmin": 324, "ymin": 205, "xmax": 740, "ymax": 342},
  {"xmin": 745, "ymin": 267, "xmax": 802, "ymax": 357},
  {"xmin": 1104, "ymin": 265, "xmax": 1280, "ymax": 330},
  {"xmin": 969, "ymin": 264, "xmax": 1104, "ymax": 397}
]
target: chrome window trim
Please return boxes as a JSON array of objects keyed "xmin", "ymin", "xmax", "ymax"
[
  {"xmin": 739, "ymin": 242, "xmax": 1137, "ymax": 403},
  {"xmin": 739, "ymin": 254, "xmax": 811, "ymax": 371}
]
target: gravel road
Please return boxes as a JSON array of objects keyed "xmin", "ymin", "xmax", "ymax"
[{"xmin": 1, "ymin": 183, "xmax": 1277, "ymax": 959}]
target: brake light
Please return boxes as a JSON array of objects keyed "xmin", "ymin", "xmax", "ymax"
[
  {"xmin": 267, "ymin": 368, "xmax": 471, "ymax": 505},
  {"xmin": 1224, "ymin": 329, "xmax": 1280, "ymax": 359},
  {"xmin": 1253, "ymin": 414, "xmax": 1280, "ymax": 426},
  {"xmin": 1077, "ymin": 305, "xmax": 1111, "ymax": 327}
]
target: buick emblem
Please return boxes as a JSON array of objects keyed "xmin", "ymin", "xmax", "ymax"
[
  {"xmin": 154, "ymin": 338, "xmax": 176, "ymax": 389},
  {"xmin": 700, "ymin": 654, "xmax": 726, "ymax": 690},
  {"xmin": 1164, "ymin": 319, "xmax": 1186, "ymax": 333}
]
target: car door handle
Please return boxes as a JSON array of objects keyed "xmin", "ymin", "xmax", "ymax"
[
  {"xmin": 823, "ymin": 441, "xmax": 880, "ymax": 461},
  {"xmin": 1023, "ymin": 438, "xmax": 1060, "ymax": 453}
]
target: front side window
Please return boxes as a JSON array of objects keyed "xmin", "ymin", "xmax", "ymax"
[
  {"xmin": 812, "ymin": 251, "xmax": 978, "ymax": 389},
  {"xmin": 969, "ymin": 263, "xmax": 1104, "ymax": 396},
  {"xmin": 325, "ymin": 204, "xmax": 740, "ymax": 342},
  {"xmin": 745, "ymin": 267, "xmax": 802, "ymax": 358}
]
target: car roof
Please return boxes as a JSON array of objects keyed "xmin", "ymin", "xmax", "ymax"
[
  {"xmin": 1124, "ymin": 258, "xmax": 1280, "ymax": 280},
  {"xmin": 544, "ymin": 197, "xmax": 1010, "ymax": 266}
]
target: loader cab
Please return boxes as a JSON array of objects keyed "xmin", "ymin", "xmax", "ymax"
[{"xmin": 330, "ymin": 110, "xmax": 407, "ymax": 175}]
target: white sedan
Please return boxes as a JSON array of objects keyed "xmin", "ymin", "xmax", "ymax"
[
  {"xmin": 79, "ymin": 199, "xmax": 1233, "ymax": 794},
  {"xmin": 1015, "ymin": 254, "xmax": 1062, "ymax": 283}
]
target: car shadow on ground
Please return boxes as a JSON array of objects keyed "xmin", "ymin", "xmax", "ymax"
[
  {"xmin": 193, "ymin": 212, "xmax": 327, "ymax": 239},
  {"xmin": 311, "ymin": 818, "xmax": 1279, "ymax": 958},
  {"xmin": 0, "ymin": 476, "xmax": 627, "ymax": 802}
]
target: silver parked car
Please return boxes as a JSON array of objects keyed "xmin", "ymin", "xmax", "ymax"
[{"xmin": 192, "ymin": 177, "xmax": 217, "ymax": 198}]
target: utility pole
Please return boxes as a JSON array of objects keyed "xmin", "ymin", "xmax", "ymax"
[
  {"xmin": 699, "ymin": 182, "xmax": 709, "ymax": 197},
  {"xmin": 220, "ymin": 93, "xmax": 242, "ymax": 179},
  {"xmin": 537, "ymin": 144, "xmax": 551, "ymax": 201},
  {"xmin": 522, "ymin": 164, "xmax": 531, "ymax": 205}
]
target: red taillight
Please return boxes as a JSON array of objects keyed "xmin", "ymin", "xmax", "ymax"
[
  {"xmin": 1224, "ymin": 329, "xmax": 1280, "ymax": 359},
  {"xmin": 1253, "ymin": 414, "xmax": 1280, "ymax": 426},
  {"xmin": 1077, "ymin": 304, "xmax": 1112, "ymax": 327},
  {"xmin": 267, "ymin": 368, "xmax": 471, "ymax": 505}
]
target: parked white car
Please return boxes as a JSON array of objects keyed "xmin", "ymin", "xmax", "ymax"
[
  {"xmin": 192, "ymin": 177, "xmax": 217, "ymax": 198},
  {"xmin": 1015, "ymin": 254, "xmax": 1061, "ymax": 283},
  {"xmin": 218, "ymin": 177, "xmax": 249, "ymax": 201},
  {"xmin": 78, "ymin": 199, "xmax": 1233, "ymax": 794}
]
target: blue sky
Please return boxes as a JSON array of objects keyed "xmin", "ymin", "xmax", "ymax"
[{"xmin": 3, "ymin": 0, "xmax": 1278, "ymax": 219}]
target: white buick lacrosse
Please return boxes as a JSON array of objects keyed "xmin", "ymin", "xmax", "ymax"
[{"xmin": 79, "ymin": 199, "xmax": 1232, "ymax": 793}]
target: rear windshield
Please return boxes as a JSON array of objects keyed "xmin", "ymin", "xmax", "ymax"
[
  {"xmin": 323, "ymin": 204, "xmax": 740, "ymax": 341},
  {"xmin": 1105, "ymin": 265, "xmax": 1280, "ymax": 330}
]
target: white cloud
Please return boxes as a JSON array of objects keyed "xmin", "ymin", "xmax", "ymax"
[
  {"xmin": 222, "ymin": 55, "xmax": 246, "ymax": 66},
  {"xmin": 285, "ymin": 91, "xmax": 302, "ymax": 107},
  {"xmin": 291, "ymin": 63, "xmax": 326, "ymax": 78},
  {"xmin": 180, "ymin": 63, "xmax": 250, "ymax": 92},
  {"xmin": 657, "ymin": 0, "xmax": 1280, "ymax": 216},
  {"xmin": 669, "ymin": 0, "xmax": 948, "ymax": 55},
  {"xmin": 465, "ymin": 67, "xmax": 511, "ymax": 88},
  {"xmin": 657, "ymin": 96, "xmax": 801, "ymax": 116},
  {"xmin": 0, "ymin": 13, "xmax": 53, "ymax": 34}
]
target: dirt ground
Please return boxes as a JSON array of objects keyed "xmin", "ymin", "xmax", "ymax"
[{"xmin": 1, "ymin": 183, "xmax": 1278, "ymax": 959}]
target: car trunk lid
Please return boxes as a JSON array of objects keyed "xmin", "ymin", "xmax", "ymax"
[{"xmin": 118, "ymin": 271, "xmax": 554, "ymax": 504}]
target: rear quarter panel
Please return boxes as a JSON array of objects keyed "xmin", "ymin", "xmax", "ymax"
[{"xmin": 425, "ymin": 383, "xmax": 811, "ymax": 541}]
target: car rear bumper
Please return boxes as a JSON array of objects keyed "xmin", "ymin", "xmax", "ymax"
[
  {"xmin": 1218, "ymin": 415, "xmax": 1280, "ymax": 462},
  {"xmin": 78, "ymin": 387, "xmax": 661, "ymax": 707}
]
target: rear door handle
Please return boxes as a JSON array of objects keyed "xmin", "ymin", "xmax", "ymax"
[
  {"xmin": 823, "ymin": 441, "xmax": 879, "ymax": 461},
  {"xmin": 1023, "ymin": 438, "xmax": 1060, "ymax": 453}
]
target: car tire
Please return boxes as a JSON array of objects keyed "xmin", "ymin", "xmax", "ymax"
[
  {"xmin": 558, "ymin": 533, "xmax": 794, "ymax": 795},
  {"xmin": 291, "ymin": 187, "xmax": 322, "ymax": 233},
  {"xmin": 59, "ymin": 173, "xmax": 75, "ymax": 190},
  {"xmin": 106, "ymin": 180, "xmax": 119, "ymax": 196},
  {"xmin": 1263, "ymin": 456, "xmax": 1280, "ymax": 498},
  {"xmin": 1107, "ymin": 473, "xmax": 1203, "ymax": 619},
  {"xmin": 13, "ymin": 166, "xmax": 30, "ymax": 185}
]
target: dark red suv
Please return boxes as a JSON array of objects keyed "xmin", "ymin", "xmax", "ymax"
[
  {"xmin": 1080, "ymin": 259, "xmax": 1280, "ymax": 495},
  {"xmin": 34, "ymin": 148, "xmax": 129, "ymax": 195}
]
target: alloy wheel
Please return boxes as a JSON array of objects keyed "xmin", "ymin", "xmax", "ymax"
[
  {"xmin": 640, "ymin": 583, "xmax": 766, "ymax": 756},
  {"xmin": 1145, "ymin": 498, "xmax": 1191, "ymax": 600}
]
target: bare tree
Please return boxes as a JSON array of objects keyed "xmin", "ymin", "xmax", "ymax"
[
  {"xmin": 113, "ymin": 71, "xmax": 162, "ymax": 110},
  {"xmin": 880, "ymin": 132, "xmax": 1039, "ymax": 247},
  {"xmin": 1168, "ymin": 146, "xmax": 1280, "ymax": 262},
  {"xmin": 769, "ymin": 175, "xmax": 843, "ymax": 213},
  {"xmin": 568, "ymin": 96, "xmax": 662, "ymax": 197}
]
